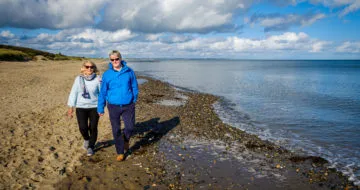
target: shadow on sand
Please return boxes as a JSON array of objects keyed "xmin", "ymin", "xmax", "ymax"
[{"xmin": 94, "ymin": 116, "xmax": 180, "ymax": 157}]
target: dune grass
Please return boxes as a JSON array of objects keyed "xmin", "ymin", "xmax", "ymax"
[
  {"xmin": 0, "ymin": 48, "xmax": 30, "ymax": 61},
  {"xmin": 0, "ymin": 44, "xmax": 84, "ymax": 61}
]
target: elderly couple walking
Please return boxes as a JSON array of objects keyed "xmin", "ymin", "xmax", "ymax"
[{"xmin": 67, "ymin": 50, "xmax": 138, "ymax": 161}]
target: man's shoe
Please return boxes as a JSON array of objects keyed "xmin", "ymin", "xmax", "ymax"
[
  {"xmin": 87, "ymin": 148, "xmax": 94, "ymax": 156},
  {"xmin": 83, "ymin": 140, "xmax": 89, "ymax": 150},
  {"xmin": 116, "ymin": 154, "xmax": 124, "ymax": 161}
]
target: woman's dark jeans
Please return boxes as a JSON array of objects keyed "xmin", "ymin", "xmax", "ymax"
[{"xmin": 76, "ymin": 107, "xmax": 99, "ymax": 149}]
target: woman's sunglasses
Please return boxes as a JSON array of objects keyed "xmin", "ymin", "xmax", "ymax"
[{"xmin": 85, "ymin": 66, "xmax": 95, "ymax": 69}]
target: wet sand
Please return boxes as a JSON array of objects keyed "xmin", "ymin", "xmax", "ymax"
[{"xmin": 0, "ymin": 60, "xmax": 357, "ymax": 189}]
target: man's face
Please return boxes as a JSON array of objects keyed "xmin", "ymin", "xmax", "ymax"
[{"xmin": 110, "ymin": 54, "xmax": 121, "ymax": 68}]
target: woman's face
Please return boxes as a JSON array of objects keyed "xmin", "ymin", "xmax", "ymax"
[{"xmin": 83, "ymin": 64, "xmax": 95, "ymax": 75}]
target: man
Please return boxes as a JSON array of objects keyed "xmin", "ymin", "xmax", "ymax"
[{"xmin": 98, "ymin": 50, "xmax": 139, "ymax": 161}]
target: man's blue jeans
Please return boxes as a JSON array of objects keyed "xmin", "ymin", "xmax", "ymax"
[{"xmin": 107, "ymin": 103, "xmax": 135, "ymax": 154}]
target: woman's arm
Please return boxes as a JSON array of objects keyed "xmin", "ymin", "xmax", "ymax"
[{"xmin": 67, "ymin": 77, "xmax": 79, "ymax": 118}]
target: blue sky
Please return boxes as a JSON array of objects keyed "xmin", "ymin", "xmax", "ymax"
[{"xmin": 0, "ymin": 0, "xmax": 359, "ymax": 59}]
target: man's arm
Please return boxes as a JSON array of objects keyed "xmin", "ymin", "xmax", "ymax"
[
  {"xmin": 97, "ymin": 75, "xmax": 108, "ymax": 114},
  {"xmin": 131, "ymin": 71, "xmax": 139, "ymax": 103}
]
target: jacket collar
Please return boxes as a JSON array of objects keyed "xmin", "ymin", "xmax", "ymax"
[{"xmin": 112, "ymin": 60, "xmax": 128, "ymax": 73}]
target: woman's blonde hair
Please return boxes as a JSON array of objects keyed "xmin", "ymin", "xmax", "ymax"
[{"xmin": 80, "ymin": 60, "xmax": 100, "ymax": 75}]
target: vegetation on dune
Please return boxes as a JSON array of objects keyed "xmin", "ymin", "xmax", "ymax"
[
  {"xmin": 0, "ymin": 48, "xmax": 30, "ymax": 61},
  {"xmin": 0, "ymin": 44, "xmax": 84, "ymax": 61}
]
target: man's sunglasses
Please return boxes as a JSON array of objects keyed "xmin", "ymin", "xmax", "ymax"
[
  {"xmin": 85, "ymin": 66, "xmax": 95, "ymax": 69},
  {"xmin": 110, "ymin": 58, "xmax": 120, "ymax": 62}
]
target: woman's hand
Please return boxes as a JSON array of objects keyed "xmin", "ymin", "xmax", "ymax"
[{"xmin": 67, "ymin": 108, "xmax": 74, "ymax": 118}]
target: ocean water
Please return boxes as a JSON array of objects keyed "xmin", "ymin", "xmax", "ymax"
[{"xmin": 129, "ymin": 59, "xmax": 360, "ymax": 185}]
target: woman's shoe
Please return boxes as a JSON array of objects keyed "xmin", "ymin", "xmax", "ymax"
[
  {"xmin": 87, "ymin": 148, "xmax": 94, "ymax": 156},
  {"xmin": 83, "ymin": 140, "xmax": 89, "ymax": 150}
]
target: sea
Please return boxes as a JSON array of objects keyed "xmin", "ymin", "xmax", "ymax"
[{"xmin": 128, "ymin": 59, "xmax": 360, "ymax": 185}]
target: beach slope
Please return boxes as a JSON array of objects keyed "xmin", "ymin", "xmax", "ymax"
[{"xmin": 0, "ymin": 60, "xmax": 357, "ymax": 189}]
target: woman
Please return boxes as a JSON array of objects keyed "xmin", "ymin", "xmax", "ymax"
[{"xmin": 67, "ymin": 60, "xmax": 101, "ymax": 156}]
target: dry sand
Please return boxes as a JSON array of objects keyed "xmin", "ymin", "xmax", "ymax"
[
  {"xmin": 0, "ymin": 60, "xmax": 110, "ymax": 189},
  {"xmin": 0, "ymin": 60, "xmax": 357, "ymax": 189}
]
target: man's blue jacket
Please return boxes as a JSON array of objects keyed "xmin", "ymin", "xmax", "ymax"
[{"xmin": 97, "ymin": 60, "xmax": 138, "ymax": 114}]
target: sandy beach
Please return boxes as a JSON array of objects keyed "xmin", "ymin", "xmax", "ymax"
[{"xmin": 0, "ymin": 60, "xmax": 357, "ymax": 189}]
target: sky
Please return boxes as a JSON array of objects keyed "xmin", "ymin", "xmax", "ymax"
[{"xmin": 0, "ymin": 0, "xmax": 359, "ymax": 59}]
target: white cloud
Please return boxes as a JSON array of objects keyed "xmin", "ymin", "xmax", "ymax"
[
  {"xmin": 172, "ymin": 32, "xmax": 329, "ymax": 56},
  {"xmin": 0, "ymin": 0, "xmax": 252, "ymax": 33},
  {"xmin": 109, "ymin": 30, "xmax": 136, "ymax": 42},
  {"xmin": 178, "ymin": 38, "xmax": 205, "ymax": 50},
  {"xmin": 210, "ymin": 38, "xmax": 234, "ymax": 50},
  {"xmin": 248, "ymin": 13, "xmax": 326, "ymax": 32},
  {"xmin": 146, "ymin": 34, "xmax": 162, "ymax": 41},
  {"xmin": 309, "ymin": 0, "xmax": 360, "ymax": 16},
  {"xmin": 0, "ymin": 0, "xmax": 357, "ymax": 36},
  {"xmin": 0, "ymin": 30, "xmax": 15, "ymax": 39},
  {"xmin": 145, "ymin": 33, "xmax": 194, "ymax": 43},
  {"xmin": 336, "ymin": 41, "xmax": 360, "ymax": 53},
  {"xmin": 301, "ymin": 13, "xmax": 326, "ymax": 26},
  {"xmin": 205, "ymin": 32, "xmax": 329, "ymax": 53},
  {"xmin": 233, "ymin": 37, "xmax": 263, "ymax": 51},
  {"xmin": 0, "ymin": 0, "xmax": 107, "ymax": 29},
  {"xmin": 310, "ymin": 0, "xmax": 354, "ymax": 7},
  {"xmin": 340, "ymin": 0, "xmax": 360, "ymax": 16},
  {"xmin": 98, "ymin": 0, "xmax": 252, "ymax": 33},
  {"xmin": 4, "ymin": 30, "xmax": 355, "ymax": 59},
  {"xmin": 160, "ymin": 34, "xmax": 194, "ymax": 44},
  {"xmin": 72, "ymin": 29, "xmax": 136, "ymax": 43},
  {"xmin": 267, "ymin": 0, "xmax": 298, "ymax": 6},
  {"xmin": 176, "ymin": 8, "xmax": 231, "ymax": 30},
  {"xmin": 310, "ymin": 41, "xmax": 331, "ymax": 52},
  {"xmin": 268, "ymin": 32, "xmax": 309, "ymax": 42},
  {"xmin": 32, "ymin": 28, "xmax": 136, "ymax": 45},
  {"xmin": 178, "ymin": 37, "xmax": 222, "ymax": 51},
  {"xmin": 260, "ymin": 17, "xmax": 287, "ymax": 27}
]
